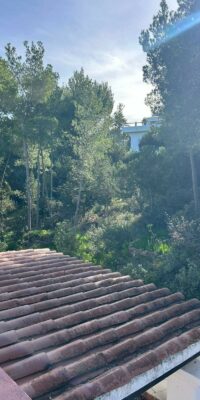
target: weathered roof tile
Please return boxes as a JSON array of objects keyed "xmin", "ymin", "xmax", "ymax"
[{"xmin": 0, "ymin": 249, "xmax": 199, "ymax": 400}]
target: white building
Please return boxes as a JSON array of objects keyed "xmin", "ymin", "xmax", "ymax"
[
  {"xmin": 146, "ymin": 357, "xmax": 200, "ymax": 400},
  {"xmin": 122, "ymin": 115, "xmax": 160, "ymax": 151}
]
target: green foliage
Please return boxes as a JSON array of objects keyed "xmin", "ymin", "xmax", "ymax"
[
  {"xmin": 159, "ymin": 216, "xmax": 200, "ymax": 298},
  {"xmin": 0, "ymin": 42, "xmax": 120, "ymax": 242},
  {"xmin": 0, "ymin": 241, "xmax": 7, "ymax": 252},
  {"xmin": 56, "ymin": 199, "xmax": 138, "ymax": 269},
  {"xmin": 55, "ymin": 221, "xmax": 76, "ymax": 255},
  {"xmin": 75, "ymin": 233, "xmax": 93, "ymax": 262},
  {"xmin": 140, "ymin": 0, "xmax": 200, "ymax": 214},
  {"xmin": 1, "ymin": 27, "xmax": 200, "ymax": 302},
  {"xmin": 55, "ymin": 221, "xmax": 92, "ymax": 261},
  {"xmin": 0, "ymin": 58, "xmax": 17, "ymax": 113},
  {"xmin": 154, "ymin": 241, "xmax": 170, "ymax": 254},
  {"xmin": 122, "ymin": 216, "xmax": 200, "ymax": 300},
  {"xmin": 21, "ymin": 229, "xmax": 54, "ymax": 249}
]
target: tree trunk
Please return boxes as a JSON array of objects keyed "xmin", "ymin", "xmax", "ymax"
[
  {"xmin": 41, "ymin": 149, "xmax": 45, "ymax": 198},
  {"xmin": 50, "ymin": 157, "xmax": 53, "ymax": 221},
  {"xmin": 189, "ymin": 148, "xmax": 199, "ymax": 214},
  {"xmin": 23, "ymin": 138, "xmax": 32, "ymax": 231},
  {"xmin": 74, "ymin": 175, "xmax": 83, "ymax": 228},
  {"xmin": 41, "ymin": 148, "xmax": 51, "ymax": 219},
  {"xmin": 0, "ymin": 156, "xmax": 10, "ymax": 235},
  {"xmin": 36, "ymin": 148, "xmax": 40, "ymax": 229},
  {"xmin": 41, "ymin": 149, "xmax": 50, "ymax": 200},
  {"xmin": 0, "ymin": 156, "xmax": 10, "ymax": 189}
]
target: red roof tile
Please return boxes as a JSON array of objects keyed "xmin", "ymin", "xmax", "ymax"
[{"xmin": 0, "ymin": 249, "xmax": 199, "ymax": 400}]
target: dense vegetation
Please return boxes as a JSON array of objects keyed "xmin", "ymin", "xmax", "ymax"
[{"xmin": 1, "ymin": 0, "xmax": 200, "ymax": 299}]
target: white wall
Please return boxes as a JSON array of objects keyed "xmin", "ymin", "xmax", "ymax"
[
  {"xmin": 130, "ymin": 132, "xmax": 144, "ymax": 151},
  {"xmin": 167, "ymin": 358, "xmax": 200, "ymax": 400}
]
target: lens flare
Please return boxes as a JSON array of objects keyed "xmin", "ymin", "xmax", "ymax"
[{"xmin": 151, "ymin": 12, "xmax": 200, "ymax": 50}]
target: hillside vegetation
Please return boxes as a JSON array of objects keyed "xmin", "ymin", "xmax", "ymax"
[{"xmin": 1, "ymin": 0, "xmax": 200, "ymax": 299}]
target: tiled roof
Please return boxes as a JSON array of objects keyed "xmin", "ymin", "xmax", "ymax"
[
  {"xmin": 0, "ymin": 367, "xmax": 31, "ymax": 400},
  {"xmin": 0, "ymin": 248, "xmax": 199, "ymax": 400}
]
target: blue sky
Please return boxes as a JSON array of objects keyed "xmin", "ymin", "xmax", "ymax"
[{"xmin": 0, "ymin": 0, "xmax": 177, "ymax": 120}]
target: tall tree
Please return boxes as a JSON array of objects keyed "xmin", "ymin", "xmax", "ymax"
[
  {"xmin": 140, "ymin": 0, "xmax": 200, "ymax": 214},
  {"xmin": 67, "ymin": 69, "xmax": 114, "ymax": 227},
  {"xmin": 5, "ymin": 41, "xmax": 58, "ymax": 229}
]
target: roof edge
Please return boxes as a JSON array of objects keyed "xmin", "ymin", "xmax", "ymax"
[
  {"xmin": 96, "ymin": 341, "xmax": 200, "ymax": 400},
  {"xmin": 0, "ymin": 367, "xmax": 31, "ymax": 400}
]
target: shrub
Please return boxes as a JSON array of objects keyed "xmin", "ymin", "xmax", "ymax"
[
  {"xmin": 55, "ymin": 221, "xmax": 93, "ymax": 261},
  {"xmin": 21, "ymin": 229, "xmax": 54, "ymax": 249}
]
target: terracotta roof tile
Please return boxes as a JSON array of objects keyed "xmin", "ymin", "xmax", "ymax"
[{"xmin": 0, "ymin": 249, "xmax": 199, "ymax": 400}]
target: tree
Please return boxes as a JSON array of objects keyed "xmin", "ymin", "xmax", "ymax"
[
  {"xmin": 66, "ymin": 69, "xmax": 114, "ymax": 227},
  {"xmin": 139, "ymin": 0, "xmax": 200, "ymax": 214},
  {"xmin": 109, "ymin": 104, "xmax": 129, "ymax": 163},
  {"xmin": 113, "ymin": 103, "xmax": 127, "ymax": 131},
  {"xmin": 0, "ymin": 58, "xmax": 17, "ymax": 114},
  {"xmin": 5, "ymin": 41, "xmax": 58, "ymax": 230}
]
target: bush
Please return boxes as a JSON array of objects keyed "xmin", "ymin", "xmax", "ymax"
[
  {"xmin": 55, "ymin": 221, "xmax": 76, "ymax": 255},
  {"xmin": 55, "ymin": 209, "xmax": 200, "ymax": 300},
  {"xmin": 55, "ymin": 220, "xmax": 93, "ymax": 261},
  {"xmin": 21, "ymin": 229, "xmax": 54, "ymax": 249},
  {"xmin": 161, "ymin": 216, "xmax": 200, "ymax": 299},
  {"xmin": 115, "ymin": 216, "xmax": 200, "ymax": 300},
  {"xmin": 0, "ymin": 240, "xmax": 8, "ymax": 252},
  {"xmin": 127, "ymin": 216, "xmax": 200, "ymax": 299},
  {"xmin": 54, "ymin": 200, "xmax": 138, "ymax": 268}
]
